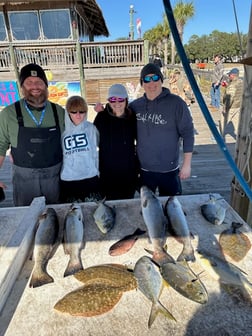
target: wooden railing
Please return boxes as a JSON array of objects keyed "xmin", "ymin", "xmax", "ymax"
[{"xmin": 0, "ymin": 40, "xmax": 147, "ymax": 72}]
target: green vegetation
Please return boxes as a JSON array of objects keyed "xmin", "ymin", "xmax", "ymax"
[{"xmin": 143, "ymin": 0, "xmax": 247, "ymax": 64}]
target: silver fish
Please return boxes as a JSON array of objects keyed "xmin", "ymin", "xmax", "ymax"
[
  {"xmin": 165, "ymin": 196, "xmax": 195, "ymax": 262},
  {"xmin": 29, "ymin": 207, "xmax": 62, "ymax": 288},
  {"xmin": 63, "ymin": 203, "xmax": 85, "ymax": 277},
  {"xmin": 200, "ymin": 194, "xmax": 226, "ymax": 225},
  {"xmin": 93, "ymin": 198, "xmax": 116, "ymax": 234},
  {"xmin": 195, "ymin": 249, "xmax": 252, "ymax": 295},
  {"xmin": 134, "ymin": 256, "xmax": 176, "ymax": 328},
  {"xmin": 140, "ymin": 186, "xmax": 174, "ymax": 264}
]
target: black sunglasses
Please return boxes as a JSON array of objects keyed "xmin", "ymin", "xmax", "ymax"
[{"xmin": 69, "ymin": 110, "xmax": 87, "ymax": 114}]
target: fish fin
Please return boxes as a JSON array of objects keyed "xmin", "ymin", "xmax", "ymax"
[
  {"xmin": 134, "ymin": 228, "xmax": 146, "ymax": 236},
  {"xmin": 190, "ymin": 231, "xmax": 195, "ymax": 240},
  {"xmin": 148, "ymin": 301, "xmax": 176, "ymax": 328},
  {"xmin": 177, "ymin": 249, "xmax": 195, "ymax": 262},
  {"xmin": 29, "ymin": 271, "xmax": 54, "ymax": 288},
  {"xmin": 64, "ymin": 258, "xmax": 84, "ymax": 277}
]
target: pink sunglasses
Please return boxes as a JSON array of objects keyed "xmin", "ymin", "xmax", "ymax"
[{"xmin": 108, "ymin": 97, "xmax": 126, "ymax": 103}]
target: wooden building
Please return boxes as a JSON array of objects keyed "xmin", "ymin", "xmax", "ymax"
[{"xmin": 0, "ymin": 0, "xmax": 148, "ymax": 103}]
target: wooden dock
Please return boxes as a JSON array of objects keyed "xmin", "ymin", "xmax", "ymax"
[{"xmin": 0, "ymin": 94, "xmax": 236, "ymax": 208}]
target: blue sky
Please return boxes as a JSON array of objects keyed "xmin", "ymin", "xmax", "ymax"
[{"xmin": 95, "ymin": 0, "xmax": 251, "ymax": 43}]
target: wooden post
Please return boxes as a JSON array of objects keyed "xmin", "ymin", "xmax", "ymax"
[
  {"xmin": 143, "ymin": 39, "xmax": 149, "ymax": 64},
  {"xmin": 230, "ymin": 8, "xmax": 252, "ymax": 224}
]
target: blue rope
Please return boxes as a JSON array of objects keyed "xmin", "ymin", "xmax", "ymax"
[{"xmin": 162, "ymin": 0, "xmax": 252, "ymax": 202}]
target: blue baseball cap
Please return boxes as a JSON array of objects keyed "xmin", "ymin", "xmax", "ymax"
[{"xmin": 228, "ymin": 68, "xmax": 239, "ymax": 75}]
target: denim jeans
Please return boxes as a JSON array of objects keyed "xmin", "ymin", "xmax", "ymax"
[{"xmin": 210, "ymin": 84, "xmax": 221, "ymax": 108}]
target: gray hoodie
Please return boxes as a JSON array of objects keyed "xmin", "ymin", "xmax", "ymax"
[{"xmin": 60, "ymin": 111, "xmax": 99, "ymax": 181}]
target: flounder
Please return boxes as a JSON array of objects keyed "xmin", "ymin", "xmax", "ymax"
[
  {"xmin": 54, "ymin": 283, "xmax": 123, "ymax": 316},
  {"xmin": 219, "ymin": 222, "xmax": 251, "ymax": 262},
  {"xmin": 74, "ymin": 264, "xmax": 137, "ymax": 291}
]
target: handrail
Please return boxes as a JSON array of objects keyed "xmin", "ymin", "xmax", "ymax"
[{"xmin": 0, "ymin": 40, "xmax": 146, "ymax": 71}]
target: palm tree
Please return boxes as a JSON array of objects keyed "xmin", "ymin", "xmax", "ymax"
[{"xmin": 165, "ymin": 1, "xmax": 194, "ymax": 64}]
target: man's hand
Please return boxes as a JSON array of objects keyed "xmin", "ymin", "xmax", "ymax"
[{"xmin": 94, "ymin": 102, "xmax": 104, "ymax": 113}]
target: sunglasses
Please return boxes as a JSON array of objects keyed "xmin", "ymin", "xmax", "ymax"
[
  {"xmin": 69, "ymin": 110, "xmax": 87, "ymax": 114},
  {"xmin": 108, "ymin": 97, "xmax": 126, "ymax": 103},
  {"xmin": 142, "ymin": 74, "xmax": 161, "ymax": 83}
]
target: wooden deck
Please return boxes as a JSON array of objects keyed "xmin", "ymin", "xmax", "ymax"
[{"xmin": 0, "ymin": 92, "xmax": 236, "ymax": 208}]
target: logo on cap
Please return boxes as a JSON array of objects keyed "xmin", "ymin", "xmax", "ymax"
[{"xmin": 31, "ymin": 70, "xmax": 38, "ymax": 77}]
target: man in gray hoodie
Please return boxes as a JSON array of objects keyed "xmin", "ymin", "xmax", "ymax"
[{"xmin": 129, "ymin": 63, "xmax": 194, "ymax": 196}]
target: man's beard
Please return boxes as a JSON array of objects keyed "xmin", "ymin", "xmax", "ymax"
[{"xmin": 23, "ymin": 89, "xmax": 48, "ymax": 108}]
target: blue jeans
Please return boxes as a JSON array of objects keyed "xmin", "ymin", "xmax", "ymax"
[{"xmin": 210, "ymin": 84, "xmax": 221, "ymax": 108}]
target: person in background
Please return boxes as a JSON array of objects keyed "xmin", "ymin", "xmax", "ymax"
[
  {"xmin": 60, "ymin": 96, "xmax": 100, "ymax": 203},
  {"xmin": 209, "ymin": 54, "xmax": 224, "ymax": 111},
  {"xmin": 153, "ymin": 54, "xmax": 164, "ymax": 77},
  {"xmin": 0, "ymin": 63, "xmax": 64, "ymax": 206},
  {"xmin": 129, "ymin": 63, "xmax": 194, "ymax": 196},
  {"xmin": 94, "ymin": 84, "xmax": 138, "ymax": 200},
  {"xmin": 221, "ymin": 67, "xmax": 243, "ymax": 142},
  {"xmin": 168, "ymin": 68, "xmax": 195, "ymax": 111},
  {"xmin": 168, "ymin": 68, "xmax": 198, "ymax": 136}
]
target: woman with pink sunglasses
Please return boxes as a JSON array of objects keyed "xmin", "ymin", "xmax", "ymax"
[{"xmin": 93, "ymin": 84, "xmax": 139, "ymax": 200}]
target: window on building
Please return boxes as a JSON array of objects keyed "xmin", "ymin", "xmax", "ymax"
[
  {"xmin": 9, "ymin": 11, "xmax": 40, "ymax": 40},
  {"xmin": 0, "ymin": 12, "xmax": 7, "ymax": 41},
  {"xmin": 7, "ymin": 9, "xmax": 72, "ymax": 41},
  {"xmin": 40, "ymin": 9, "xmax": 72, "ymax": 39}
]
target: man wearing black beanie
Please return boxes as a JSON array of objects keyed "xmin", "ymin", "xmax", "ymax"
[
  {"xmin": 0, "ymin": 63, "xmax": 65, "ymax": 206},
  {"xmin": 129, "ymin": 62, "xmax": 194, "ymax": 196}
]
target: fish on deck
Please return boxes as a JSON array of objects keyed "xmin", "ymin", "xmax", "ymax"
[
  {"xmin": 195, "ymin": 249, "xmax": 252, "ymax": 299},
  {"xmin": 54, "ymin": 283, "xmax": 123, "ymax": 317},
  {"xmin": 200, "ymin": 194, "xmax": 226, "ymax": 225},
  {"xmin": 164, "ymin": 196, "xmax": 195, "ymax": 262},
  {"xmin": 63, "ymin": 203, "xmax": 85, "ymax": 277},
  {"xmin": 134, "ymin": 256, "xmax": 176, "ymax": 328},
  {"xmin": 74, "ymin": 263, "xmax": 137, "ymax": 291},
  {"xmin": 140, "ymin": 185, "xmax": 174, "ymax": 264},
  {"xmin": 108, "ymin": 228, "xmax": 146, "ymax": 256},
  {"xmin": 219, "ymin": 222, "xmax": 251, "ymax": 262},
  {"xmin": 93, "ymin": 198, "xmax": 116, "ymax": 234},
  {"xmin": 29, "ymin": 207, "xmax": 63, "ymax": 288}
]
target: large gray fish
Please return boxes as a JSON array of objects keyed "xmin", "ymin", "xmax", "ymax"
[
  {"xmin": 165, "ymin": 196, "xmax": 195, "ymax": 262},
  {"xmin": 134, "ymin": 256, "xmax": 176, "ymax": 328},
  {"xmin": 63, "ymin": 203, "xmax": 85, "ymax": 277},
  {"xmin": 200, "ymin": 194, "xmax": 226, "ymax": 225},
  {"xmin": 93, "ymin": 198, "xmax": 116, "ymax": 234},
  {"xmin": 140, "ymin": 186, "xmax": 174, "ymax": 264},
  {"xmin": 29, "ymin": 207, "xmax": 62, "ymax": 288}
]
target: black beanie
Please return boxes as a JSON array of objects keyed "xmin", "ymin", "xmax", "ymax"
[
  {"xmin": 140, "ymin": 63, "xmax": 163, "ymax": 85},
  {"xmin": 19, "ymin": 63, "xmax": 48, "ymax": 87}
]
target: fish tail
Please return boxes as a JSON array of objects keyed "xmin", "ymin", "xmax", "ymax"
[
  {"xmin": 29, "ymin": 270, "xmax": 54, "ymax": 288},
  {"xmin": 64, "ymin": 258, "xmax": 84, "ymax": 277},
  {"xmin": 148, "ymin": 301, "xmax": 176, "ymax": 328},
  {"xmin": 153, "ymin": 249, "xmax": 175, "ymax": 265},
  {"xmin": 177, "ymin": 247, "xmax": 196, "ymax": 262}
]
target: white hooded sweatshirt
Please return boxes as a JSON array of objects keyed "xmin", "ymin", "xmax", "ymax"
[{"xmin": 60, "ymin": 111, "xmax": 99, "ymax": 181}]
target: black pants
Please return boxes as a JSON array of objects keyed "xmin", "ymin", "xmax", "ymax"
[
  {"xmin": 139, "ymin": 168, "xmax": 182, "ymax": 196},
  {"xmin": 60, "ymin": 175, "xmax": 101, "ymax": 203}
]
